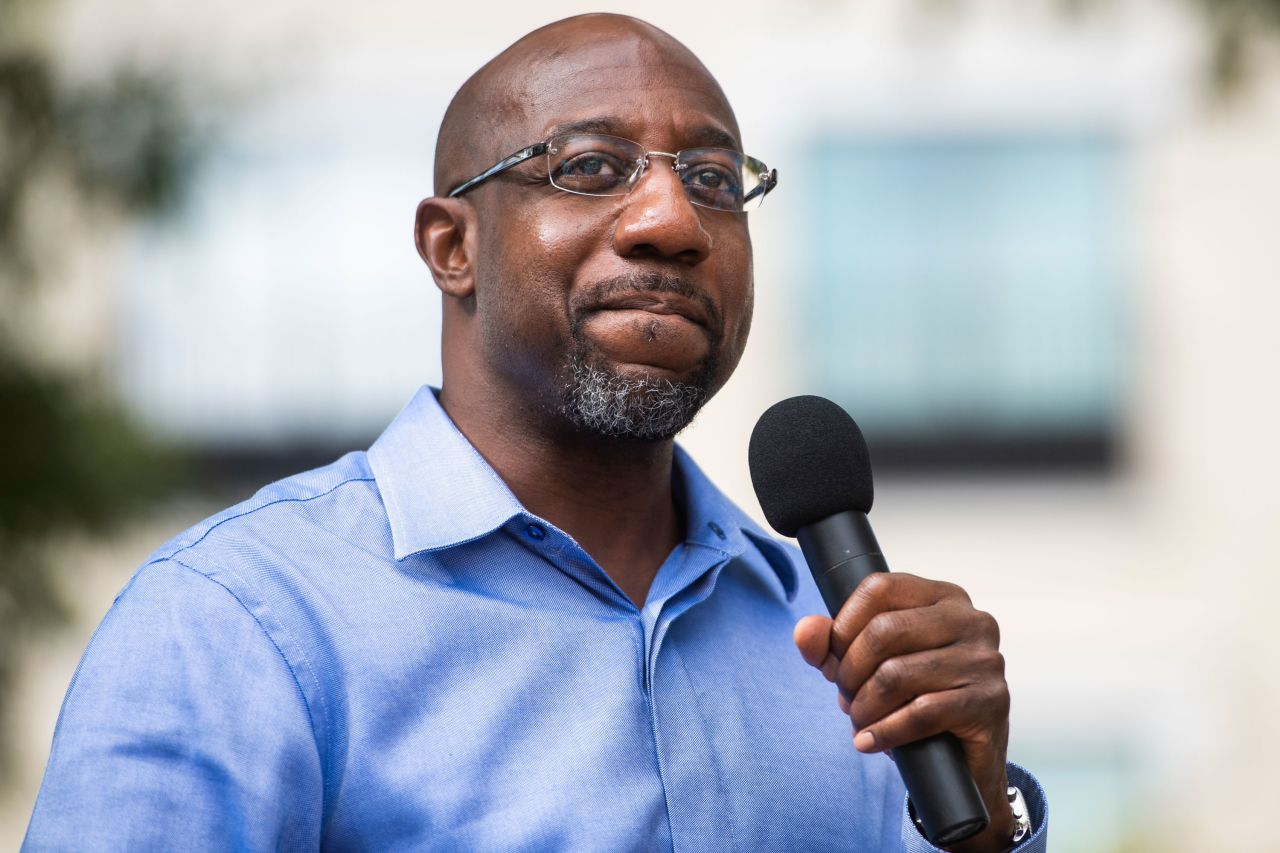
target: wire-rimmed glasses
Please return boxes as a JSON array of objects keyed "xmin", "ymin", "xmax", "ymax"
[{"xmin": 447, "ymin": 133, "xmax": 778, "ymax": 213}]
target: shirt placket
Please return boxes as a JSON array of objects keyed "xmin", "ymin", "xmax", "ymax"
[{"xmin": 639, "ymin": 543, "xmax": 737, "ymax": 852}]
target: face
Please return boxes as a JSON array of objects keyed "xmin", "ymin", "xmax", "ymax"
[{"xmin": 464, "ymin": 31, "xmax": 754, "ymax": 440}]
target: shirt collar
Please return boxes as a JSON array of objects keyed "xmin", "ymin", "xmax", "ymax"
[
  {"xmin": 368, "ymin": 386, "xmax": 524, "ymax": 558},
  {"xmin": 368, "ymin": 386, "xmax": 798, "ymax": 601},
  {"xmin": 671, "ymin": 444, "xmax": 799, "ymax": 601}
]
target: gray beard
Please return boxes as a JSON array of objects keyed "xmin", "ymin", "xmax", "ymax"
[
  {"xmin": 556, "ymin": 271, "xmax": 722, "ymax": 441},
  {"xmin": 559, "ymin": 350, "xmax": 716, "ymax": 441}
]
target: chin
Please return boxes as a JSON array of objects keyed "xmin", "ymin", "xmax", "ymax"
[{"xmin": 556, "ymin": 348, "xmax": 720, "ymax": 442}]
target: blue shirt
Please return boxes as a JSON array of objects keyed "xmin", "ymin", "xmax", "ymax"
[{"xmin": 26, "ymin": 386, "xmax": 1047, "ymax": 851}]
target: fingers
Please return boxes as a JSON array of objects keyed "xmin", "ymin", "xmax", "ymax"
[
  {"xmin": 851, "ymin": 675, "xmax": 1010, "ymax": 758},
  {"xmin": 830, "ymin": 572, "xmax": 971, "ymax": 659},
  {"xmin": 834, "ymin": 601, "xmax": 999, "ymax": 704},
  {"xmin": 845, "ymin": 644, "xmax": 1006, "ymax": 732},
  {"xmin": 796, "ymin": 571, "xmax": 1014, "ymax": 832}
]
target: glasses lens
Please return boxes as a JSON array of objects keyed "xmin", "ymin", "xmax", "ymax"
[
  {"xmin": 547, "ymin": 134, "xmax": 642, "ymax": 196},
  {"xmin": 678, "ymin": 150, "xmax": 774, "ymax": 212}
]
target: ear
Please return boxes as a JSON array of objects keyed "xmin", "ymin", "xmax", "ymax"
[{"xmin": 415, "ymin": 197, "xmax": 477, "ymax": 299}]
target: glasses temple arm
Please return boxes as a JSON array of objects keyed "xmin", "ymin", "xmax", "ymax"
[
  {"xmin": 446, "ymin": 142, "xmax": 549, "ymax": 198},
  {"xmin": 742, "ymin": 168, "xmax": 778, "ymax": 206}
]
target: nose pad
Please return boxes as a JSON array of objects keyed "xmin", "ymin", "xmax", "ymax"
[
  {"xmin": 624, "ymin": 153, "xmax": 687, "ymax": 199},
  {"xmin": 626, "ymin": 156, "xmax": 650, "ymax": 191}
]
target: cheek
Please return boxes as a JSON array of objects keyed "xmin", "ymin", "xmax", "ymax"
[
  {"xmin": 496, "ymin": 204, "xmax": 602, "ymax": 297},
  {"xmin": 719, "ymin": 233, "xmax": 755, "ymax": 356},
  {"xmin": 718, "ymin": 280, "xmax": 753, "ymax": 382},
  {"xmin": 475, "ymin": 203, "xmax": 603, "ymax": 375},
  {"xmin": 733, "ymin": 279, "xmax": 755, "ymax": 352}
]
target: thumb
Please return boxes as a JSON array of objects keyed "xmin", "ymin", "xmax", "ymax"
[{"xmin": 793, "ymin": 614, "xmax": 834, "ymax": 670}]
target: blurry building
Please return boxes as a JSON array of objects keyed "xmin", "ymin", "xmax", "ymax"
[{"xmin": 5, "ymin": 2, "xmax": 1280, "ymax": 851}]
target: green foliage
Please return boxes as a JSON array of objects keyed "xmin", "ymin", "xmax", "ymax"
[
  {"xmin": 1196, "ymin": 0, "xmax": 1280, "ymax": 95},
  {"xmin": 0, "ymin": 339, "xmax": 185, "ymax": 771},
  {"xmin": 0, "ymin": 0, "xmax": 197, "ymax": 783},
  {"xmin": 0, "ymin": 344, "xmax": 180, "ymax": 542},
  {"xmin": 0, "ymin": 54, "xmax": 198, "ymax": 287}
]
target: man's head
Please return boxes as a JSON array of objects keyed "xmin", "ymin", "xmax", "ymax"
[{"xmin": 416, "ymin": 14, "xmax": 760, "ymax": 442}]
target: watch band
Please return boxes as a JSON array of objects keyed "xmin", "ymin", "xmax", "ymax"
[{"xmin": 1008, "ymin": 785, "xmax": 1032, "ymax": 845}]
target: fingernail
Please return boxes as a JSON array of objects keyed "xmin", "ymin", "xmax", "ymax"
[{"xmin": 854, "ymin": 730, "xmax": 876, "ymax": 752}]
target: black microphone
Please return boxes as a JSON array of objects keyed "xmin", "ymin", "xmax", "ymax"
[{"xmin": 748, "ymin": 394, "xmax": 989, "ymax": 846}]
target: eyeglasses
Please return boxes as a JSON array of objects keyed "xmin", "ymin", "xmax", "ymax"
[{"xmin": 446, "ymin": 133, "xmax": 778, "ymax": 213}]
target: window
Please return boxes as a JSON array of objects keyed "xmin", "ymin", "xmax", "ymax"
[{"xmin": 803, "ymin": 134, "xmax": 1129, "ymax": 473}]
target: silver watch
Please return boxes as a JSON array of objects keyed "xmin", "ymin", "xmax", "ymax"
[{"xmin": 1008, "ymin": 785, "xmax": 1032, "ymax": 845}]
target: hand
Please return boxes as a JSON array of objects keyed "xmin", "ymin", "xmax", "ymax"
[{"xmin": 793, "ymin": 573, "xmax": 1016, "ymax": 853}]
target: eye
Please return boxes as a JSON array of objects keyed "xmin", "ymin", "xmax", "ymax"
[
  {"xmin": 558, "ymin": 153, "xmax": 627, "ymax": 179},
  {"xmin": 682, "ymin": 162, "xmax": 742, "ymax": 205},
  {"xmin": 562, "ymin": 154, "xmax": 613, "ymax": 176},
  {"xmin": 554, "ymin": 151, "xmax": 631, "ymax": 192},
  {"xmin": 693, "ymin": 168, "xmax": 727, "ymax": 189}
]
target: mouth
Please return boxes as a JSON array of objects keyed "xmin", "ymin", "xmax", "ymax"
[
  {"xmin": 591, "ymin": 292, "xmax": 711, "ymax": 329},
  {"xmin": 572, "ymin": 278, "xmax": 721, "ymax": 375}
]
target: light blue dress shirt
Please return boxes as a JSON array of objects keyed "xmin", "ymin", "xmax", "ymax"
[{"xmin": 26, "ymin": 386, "xmax": 1047, "ymax": 851}]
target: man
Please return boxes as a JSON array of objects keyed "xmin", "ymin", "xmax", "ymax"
[{"xmin": 26, "ymin": 14, "xmax": 1046, "ymax": 852}]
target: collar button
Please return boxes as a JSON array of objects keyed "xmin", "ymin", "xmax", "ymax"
[
  {"xmin": 525, "ymin": 523, "xmax": 547, "ymax": 541},
  {"xmin": 707, "ymin": 521, "xmax": 726, "ymax": 540}
]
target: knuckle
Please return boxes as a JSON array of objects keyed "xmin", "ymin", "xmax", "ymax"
[
  {"xmin": 942, "ymin": 581, "xmax": 972, "ymax": 605},
  {"xmin": 849, "ymin": 701, "xmax": 876, "ymax": 730},
  {"xmin": 990, "ymin": 681, "xmax": 1012, "ymax": 717},
  {"xmin": 973, "ymin": 609, "xmax": 1001, "ymax": 646},
  {"xmin": 912, "ymin": 692, "xmax": 946, "ymax": 729},
  {"xmin": 863, "ymin": 611, "xmax": 902, "ymax": 657},
  {"xmin": 858, "ymin": 572, "xmax": 892, "ymax": 601},
  {"xmin": 987, "ymin": 649, "xmax": 1007, "ymax": 678},
  {"xmin": 872, "ymin": 657, "xmax": 905, "ymax": 698}
]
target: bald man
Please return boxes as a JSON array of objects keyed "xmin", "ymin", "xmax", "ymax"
[{"xmin": 26, "ymin": 15, "xmax": 1046, "ymax": 852}]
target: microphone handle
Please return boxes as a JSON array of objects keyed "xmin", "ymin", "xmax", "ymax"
[{"xmin": 796, "ymin": 510, "xmax": 990, "ymax": 846}]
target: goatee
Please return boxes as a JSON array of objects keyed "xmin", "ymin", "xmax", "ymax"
[{"xmin": 558, "ymin": 272, "xmax": 721, "ymax": 441}]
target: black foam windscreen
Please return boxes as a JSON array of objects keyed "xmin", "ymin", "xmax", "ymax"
[{"xmin": 748, "ymin": 395, "xmax": 874, "ymax": 537}]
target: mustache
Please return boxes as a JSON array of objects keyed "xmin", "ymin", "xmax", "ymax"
[{"xmin": 574, "ymin": 272, "xmax": 724, "ymax": 339}]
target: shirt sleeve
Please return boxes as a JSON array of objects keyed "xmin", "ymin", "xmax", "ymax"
[
  {"xmin": 900, "ymin": 762, "xmax": 1048, "ymax": 853},
  {"xmin": 23, "ymin": 559, "xmax": 323, "ymax": 851}
]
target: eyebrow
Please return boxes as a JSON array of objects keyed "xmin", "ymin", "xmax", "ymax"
[
  {"xmin": 541, "ymin": 117, "xmax": 742, "ymax": 152},
  {"xmin": 685, "ymin": 125, "xmax": 741, "ymax": 151}
]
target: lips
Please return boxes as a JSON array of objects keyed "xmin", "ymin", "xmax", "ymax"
[
  {"xmin": 575, "ymin": 285, "xmax": 718, "ymax": 374},
  {"xmin": 591, "ymin": 292, "xmax": 710, "ymax": 329}
]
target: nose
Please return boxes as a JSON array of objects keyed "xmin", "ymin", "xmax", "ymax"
[{"xmin": 612, "ymin": 158, "xmax": 713, "ymax": 265}]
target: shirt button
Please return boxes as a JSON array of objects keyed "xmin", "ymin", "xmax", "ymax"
[
  {"xmin": 708, "ymin": 521, "xmax": 726, "ymax": 540},
  {"xmin": 525, "ymin": 523, "xmax": 547, "ymax": 541}
]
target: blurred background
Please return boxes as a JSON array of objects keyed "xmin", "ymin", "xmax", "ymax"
[{"xmin": 2, "ymin": 0, "xmax": 1278, "ymax": 849}]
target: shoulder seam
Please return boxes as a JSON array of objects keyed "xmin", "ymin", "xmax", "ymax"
[
  {"xmin": 153, "ymin": 556, "xmax": 324, "ymax": 732},
  {"xmin": 153, "ymin": 556, "xmax": 331, "ymax": 796},
  {"xmin": 152, "ymin": 475, "xmax": 376, "ymax": 565}
]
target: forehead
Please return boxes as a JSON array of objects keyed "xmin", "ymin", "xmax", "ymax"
[{"xmin": 501, "ymin": 36, "xmax": 741, "ymax": 151}]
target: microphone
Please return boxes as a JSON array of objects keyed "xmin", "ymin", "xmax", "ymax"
[{"xmin": 748, "ymin": 395, "xmax": 989, "ymax": 846}]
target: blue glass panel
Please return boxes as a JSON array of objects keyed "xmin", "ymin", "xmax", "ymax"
[{"xmin": 804, "ymin": 135, "xmax": 1128, "ymax": 451}]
